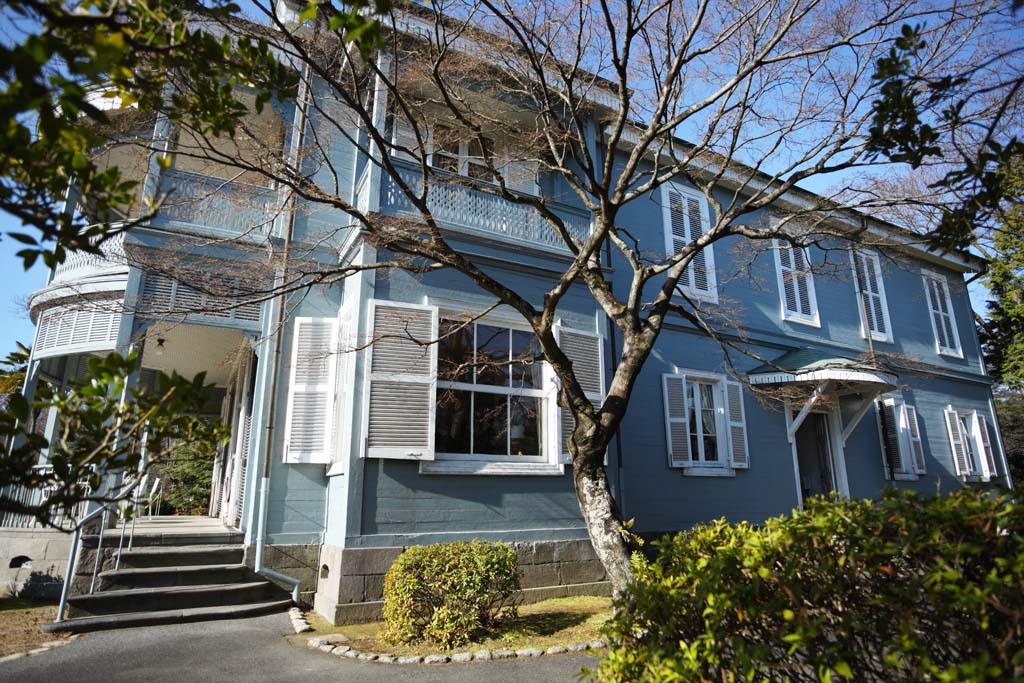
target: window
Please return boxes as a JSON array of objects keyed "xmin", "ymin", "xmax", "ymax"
[
  {"xmin": 661, "ymin": 183, "xmax": 717, "ymax": 301},
  {"xmin": 362, "ymin": 300, "xmax": 602, "ymax": 473},
  {"xmin": 435, "ymin": 319, "xmax": 546, "ymax": 461},
  {"xmin": 390, "ymin": 116, "xmax": 513, "ymax": 186},
  {"xmin": 662, "ymin": 370, "xmax": 748, "ymax": 474},
  {"xmin": 282, "ymin": 317, "xmax": 338, "ymax": 464},
  {"xmin": 944, "ymin": 407, "xmax": 998, "ymax": 480},
  {"xmin": 922, "ymin": 271, "xmax": 962, "ymax": 357},
  {"xmin": 876, "ymin": 398, "xmax": 926, "ymax": 479},
  {"xmin": 773, "ymin": 241, "xmax": 819, "ymax": 326},
  {"xmin": 850, "ymin": 250, "xmax": 892, "ymax": 342}
]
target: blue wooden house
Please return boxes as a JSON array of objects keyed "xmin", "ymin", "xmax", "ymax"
[{"xmin": 1, "ymin": 10, "xmax": 1011, "ymax": 630}]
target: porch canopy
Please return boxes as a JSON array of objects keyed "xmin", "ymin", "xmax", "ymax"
[{"xmin": 747, "ymin": 348, "xmax": 898, "ymax": 443}]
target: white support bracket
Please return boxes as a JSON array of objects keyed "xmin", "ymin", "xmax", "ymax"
[
  {"xmin": 787, "ymin": 382, "xmax": 830, "ymax": 443},
  {"xmin": 841, "ymin": 388, "xmax": 885, "ymax": 443}
]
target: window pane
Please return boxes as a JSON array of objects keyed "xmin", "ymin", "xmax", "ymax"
[
  {"xmin": 473, "ymin": 392, "xmax": 508, "ymax": 455},
  {"xmin": 700, "ymin": 384, "xmax": 718, "ymax": 461},
  {"xmin": 435, "ymin": 389, "xmax": 471, "ymax": 454},
  {"xmin": 509, "ymin": 396, "xmax": 542, "ymax": 456},
  {"xmin": 687, "ymin": 383, "xmax": 700, "ymax": 461},
  {"xmin": 511, "ymin": 329, "xmax": 542, "ymax": 389},
  {"xmin": 438, "ymin": 319, "xmax": 473, "ymax": 383},
  {"xmin": 475, "ymin": 324, "xmax": 510, "ymax": 387}
]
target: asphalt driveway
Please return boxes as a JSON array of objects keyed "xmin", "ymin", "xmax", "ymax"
[{"xmin": 0, "ymin": 612, "xmax": 599, "ymax": 682}]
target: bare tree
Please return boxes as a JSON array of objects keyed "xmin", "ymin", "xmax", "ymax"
[{"xmin": 73, "ymin": 0, "xmax": 1014, "ymax": 594}]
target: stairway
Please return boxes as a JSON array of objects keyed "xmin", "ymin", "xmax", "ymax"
[{"xmin": 42, "ymin": 522, "xmax": 291, "ymax": 634}]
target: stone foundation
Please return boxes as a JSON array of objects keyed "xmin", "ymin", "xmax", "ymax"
[
  {"xmin": 314, "ymin": 539, "xmax": 610, "ymax": 625},
  {"xmin": 244, "ymin": 543, "xmax": 321, "ymax": 606},
  {"xmin": 0, "ymin": 528, "xmax": 73, "ymax": 600}
]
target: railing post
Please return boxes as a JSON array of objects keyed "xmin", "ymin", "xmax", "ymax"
[{"xmin": 54, "ymin": 527, "xmax": 82, "ymax": 623}]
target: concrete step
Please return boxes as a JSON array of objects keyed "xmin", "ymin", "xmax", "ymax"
[
  {"xmin": 41, "ymin": 598, "xmax": 293, "ymax": 634},
  {"xmin": 83, "ymin": 530, "xmax": 245, "ymax": 548},
  {"xmin": 98, "ymin": 563, "xmax": 251, "ymax": 590},
  {"xmin": 68, "ymin": 581, "xmax": 272, "ymax": 616},
  {"xmin": 113, "ymin": 545, "xmax": 245, "ymax": 569}
]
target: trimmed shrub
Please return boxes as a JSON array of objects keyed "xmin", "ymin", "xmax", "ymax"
[
  {"xmin": 381, "ymin": 540, "xmax": 521, "ymax": 648},
  {"xmin": 597, "ymin": 489, "xmax": 1024, "ymax": 683}
]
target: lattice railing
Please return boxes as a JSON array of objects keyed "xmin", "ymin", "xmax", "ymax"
[
  {"xmin": 153, "ymin": 169, "xmax": 280, "ymax": 237},
  {"xmin": 380, "ymin": 160, "xmax": 591, "ymax": 252},
  {"xmin": 51, "ymin": 232, "xmax": 127, "ymax": 284}
]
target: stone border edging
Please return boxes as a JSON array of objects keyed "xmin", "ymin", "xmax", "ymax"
[
  {"xmin": 289, "ymin": 607, "xmax": 314, "ymax": 633},
  {"xmin": 304, "ymin": 633, "xmax": 608, "ymax": 665},
  {"xmin": 0, "ymin": 635, "xmax": 78, "ymax": 664}
]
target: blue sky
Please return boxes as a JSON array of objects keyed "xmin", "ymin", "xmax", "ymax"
[{"xmin": 0, "ymin": 223, "xmax": 48, "ymax": 355}]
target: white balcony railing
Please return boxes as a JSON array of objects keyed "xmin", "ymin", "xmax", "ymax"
[
  {"xmin": 152, "ymin": 168, "xmax": 280, "ymax": 238},
  {"xmin": 0, "ymin": 465, "xmax": 85, "ymax": 529},
  {"xmin": 380, "ymin": 160, "xmax": 591, "ymax": 253},
  {"xmin": 51, "ymin": 232, "xmax": 127, "ymax": 284}
]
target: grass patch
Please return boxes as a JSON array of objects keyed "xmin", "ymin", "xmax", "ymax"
[
  {"xmin": 0, "ymin": 598, "xmax": 70, "ymax": 656},
  {"xmin": 300, "ymin": 595, "xmax": 612, "ymax": 656}
]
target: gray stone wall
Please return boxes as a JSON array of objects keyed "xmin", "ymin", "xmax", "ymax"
[
  {"xmin": 244, "ymin": 543, "xmax": 321, "ymax": 605},
  {"xmin": 0, "ymin": 528, "xmax": 73, "ymax": 600},
  {"xmin": 314, "ymin": 539, "xmax": 610, "ymax": 625}
]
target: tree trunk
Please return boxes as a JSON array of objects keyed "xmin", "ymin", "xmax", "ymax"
[{"xmin": 572, "ymin": 449, "xmax": 632, "ymax": 598}]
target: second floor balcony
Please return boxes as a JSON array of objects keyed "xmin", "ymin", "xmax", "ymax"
[
  {"xmin": 376, "ymin": 158, "xmax": 591, "ymax": 254},
  {"xmin": 152, "ymin": 168, "xmax": 281, "ymax": 239}
]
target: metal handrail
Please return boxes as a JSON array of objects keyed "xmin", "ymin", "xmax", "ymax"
[{"xmin": 54, "ymin": 476, "xmax": 147, "ymax": 623}]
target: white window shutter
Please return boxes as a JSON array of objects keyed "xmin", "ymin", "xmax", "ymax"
[
  {"xmin": 725, "ymin": 381, "xmax": 749, "ymax": 469},
  {"xmin": 662, "ymin": 184, "xmax": 716, "ymax": 298},
  {"xmin": 283, "ymin": 317, "xmax": 338, "ymax": 464},
  {"xmin": 555, "ymin": 325, "xmax": 605, "ymax": 464},
  {"xmin": 973, "ymin": 413, "xmax": 998, "ymax": 479},
  {"xmin": 923, "ymin": 274, "xmax": 962, "ymax": 356},
  {"xmin": 852, "ymin": 251, "xmax": 891, "ymax": 341},
  {"xmin": 944, "ymin": 407, "xmax": 970, "ymax": 476},
  {"xmin": 662, "ymin": 374, "xmax": 690, "ymax": 467},
  {"xmin": 776, "ymin": 241, "xmax": 817, "ymax": 322},
  {"xmin": 878, "ymin": 399, "xmax": 906, "ymax": 478},
  {"xmin": 364, "ymin": 301, "xmax": 438, "ymax": 460},
  {"xmin": 903, "ymin": 404, "xmax": 927, "ymax": 474},
  {"xmin": 502, "ymin": 153, "xmax": 538, "ymax": 195}
]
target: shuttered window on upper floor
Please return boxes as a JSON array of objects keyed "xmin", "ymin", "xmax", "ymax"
[
  {"xmin": 661, "ymin": 183, "xmax": 717, "ymax": 302},
  {"xmin": 850, "ymin": 249, "xmax": 893, "ymax": 343},
  {"xmin": 922, "ymin": 271, "xmax": 962, "ymax": 357},
  {"xmin": 773, "ymin": 241, "xmax": 819, "ymax": 326}
]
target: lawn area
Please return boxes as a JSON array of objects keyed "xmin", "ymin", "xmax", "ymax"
[
  {"xmin": 300, "ymin": 595, "xmax": 612, "ymax": 656},
  {"xmin": 0, "ymin": 598, "xmax": 70, "ymax": 657}
]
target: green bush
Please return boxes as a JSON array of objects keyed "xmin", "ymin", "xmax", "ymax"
[
  {"xmin": 597, "ymin": 489, "xmax": 1024, "ymax": 683},
  {"xmin": 381, "ymin": 540, "xmax": 521, "ymax": 648}
]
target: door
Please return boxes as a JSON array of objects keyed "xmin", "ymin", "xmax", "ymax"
[{"xmin": 795, "ymin": 412, "xmax": 835, "ymax": 500}]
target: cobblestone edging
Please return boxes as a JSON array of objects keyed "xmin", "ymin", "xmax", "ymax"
[
  {"xmin": 0, "ymin": 635, "xmax": 78, "ymax": 664},
  {"xmin": 303, "ymin": 633, "xmax": 608, "ymax": 665},
  {"xmin": 289, "ymin": 607, "xmax": 314, "ymax": 633}
]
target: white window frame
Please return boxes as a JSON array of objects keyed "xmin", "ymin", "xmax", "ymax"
[
  {"xmin": 660, "ymin": 182, "xmax": 718, "ymax": 304},
  {"xmin": 875, "ymin": 398, "xmax": 926, "ymax": 481},
  {"xmin": 772, "ymin": 240, "xmax": 820, "ymax": 327},
  {"xmin": 849, "ymin": 249, "xmax": 893, "ymax": 343},
  {"xmin": 946, "ymin": 407, "xmax": 998, "ymax": 482},
  {"xmin": 662, "ymin": 368, "xmax": 747, "ymax": 477},
  {"xmin": 389, "ymin": 116, "xmax": 538, "ymax": 195},
  {"xmin": 921, "ymin": 269, "xmax": 963, "ymax": 358},
  {"xmin": 420, "ymin": 311, "xmax": 564, "ymax": 476}
]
